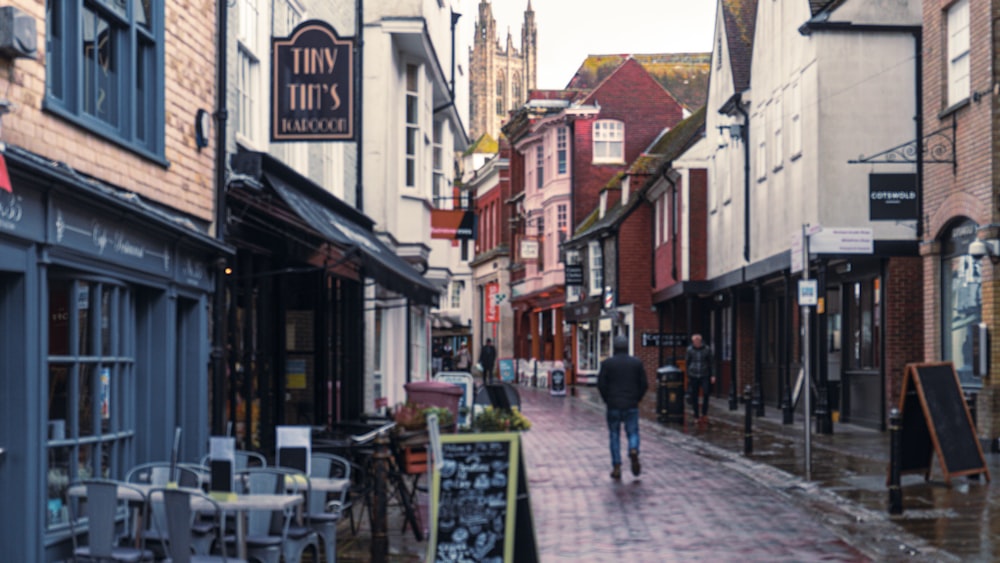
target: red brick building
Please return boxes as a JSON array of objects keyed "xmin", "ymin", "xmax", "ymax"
[
  {"xmin": 502, "ymin": 54, "xmax": 709, "ymax": 383},
  {"xmin": 920, "ymin": 0, "xmax": 1000, "ymax": 447}
]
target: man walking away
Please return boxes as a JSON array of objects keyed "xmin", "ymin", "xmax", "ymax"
[
  {"xmin": 597, "ymin": 335, "xmax": 648, "ymax": 480},
  {"xmin": 685, "ymin": 333, "xmax": 715, "ymax": 426},
  {"xmin": 479, "ymin": 338, "xmax": 497, "ymax": 383}
]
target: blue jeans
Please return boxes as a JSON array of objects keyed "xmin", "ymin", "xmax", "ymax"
[{"xmin": 606, "ymin": 408, "xmax": 640, "ymax": 466}]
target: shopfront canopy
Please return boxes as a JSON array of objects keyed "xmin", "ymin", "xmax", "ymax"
[{"xmin": 263, "ymin": 172, "xmax": 439, "ymax": 306}]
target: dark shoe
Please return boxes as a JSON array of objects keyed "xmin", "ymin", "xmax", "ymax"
[
  {"xmin": 629, "ymin": 449, "xmax": 640, "ymax": 476},
  {"xmin": 610, "ymin": 464, "xmax": 621, "ymax": 480}
]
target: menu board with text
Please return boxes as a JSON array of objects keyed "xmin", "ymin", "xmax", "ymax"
[{"xmin": 427, "ymin": 433, "xmax": 520, "ymax": 562}]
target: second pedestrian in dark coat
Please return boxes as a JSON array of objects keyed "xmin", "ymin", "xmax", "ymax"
[{"xmin": 685, "ymin": 333, "xmax": 715, "ymax": 425}]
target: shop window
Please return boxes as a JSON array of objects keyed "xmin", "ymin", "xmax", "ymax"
[
  {"xmin": 942, "ymin": 220, "xmax": 981, "ymax": 387},
  {"xmin": 847, "ymin": 278, "xmax": 881, "ymax": 371},
  {"xmin": 46, "ymin": 274, "xmax": 135, "ymax": 531},
  {"xmin": 46, "ymin": 0, "xmax": 164, "ymax": 158},
  {"xmin": 576, "ymin": 321, "xmax": 597, "ymax": 371}
]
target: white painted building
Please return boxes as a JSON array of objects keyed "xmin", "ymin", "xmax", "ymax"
[
  {"xmin": 225, "ymin": 0, "xmax": 461, "ymax": 426},
  {"xmin": 707, "ymin": 0, "xmax": 921, "ymax": 280},
  {"xmin": 698, "ymin": 0, "xmax": 924, "ymax": 428},
  {"xmin": 362, "ymin": 0, "xmax": 469, "ymax": 407}
]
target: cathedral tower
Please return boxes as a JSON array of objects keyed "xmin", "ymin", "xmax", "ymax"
[{"xmin": 469, "ymin": 1, "xmax": 538, "ymax": 141}]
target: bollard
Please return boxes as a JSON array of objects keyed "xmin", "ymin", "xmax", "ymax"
[
  {"xmin": 888, "ymin": 407, "xmax": 902, "ymax": 515},
  {"xmin": 743, "ymin": 385, "xmax": 753, "ymax": 456},
  {"xmin": 371, "ymin": 431, "xmax": 391, "ymax": 562}
]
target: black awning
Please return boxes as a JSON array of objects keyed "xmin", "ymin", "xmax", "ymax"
[{"xmin": 265, "ymin": 173, "xmax": 439, "ymax": 306}]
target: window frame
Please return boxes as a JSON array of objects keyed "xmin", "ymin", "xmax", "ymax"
[
  {"xmin": 405, "ymin": 63, "xmax": 420, "ymax": 188},
  {"xmin": 946, "ymin": 0, "xmax": 970, "ymax": 107},
  {"xmin": 433, "ymin": 119, "xmax": 445, "ymax": 208},
  {"xmin": 46, "ymin": 273, "xmax": 136, "ymax": 532},
  {"xmin": 45, "ymin": 0, "xmax": 166, "ymax": 161},
  {"xmin": 772, "ymin": 93, "xmax": 783, "ymax": 171},
  {"xmin": 790, "ymin": 80, "xmax": 802, "ymax": 159},
  {"xmin": 536, "ymin": 145, "xmax": 544, "ymax": 189},
  {"xmin": 592, "ymin": 120, "xmax": 624, "ymax": 164},
  {"xmin": 588, "ymin": 240, "xmax": 603, "ymax": 296},
  {"xmin": 557, "ymin": 127, "xmax": 568, "ymax": 175}
]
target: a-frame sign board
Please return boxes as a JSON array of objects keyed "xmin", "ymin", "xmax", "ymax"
[
  {"xmin": 426, "ymin": 432, "xmax": 538, "ymax": 562},
  {"xmin": 897, "ymin": 362, "xmax": 990, "ymax": 484}
]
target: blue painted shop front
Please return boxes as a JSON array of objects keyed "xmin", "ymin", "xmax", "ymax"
[{"xmin": 0, "ymin": 145, "xmax": 230, "ymax": 562}]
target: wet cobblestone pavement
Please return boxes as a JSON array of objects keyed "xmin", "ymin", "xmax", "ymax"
[{"xmin": 335, "ymin": 384, "xmax": 999, "ymax": 562}]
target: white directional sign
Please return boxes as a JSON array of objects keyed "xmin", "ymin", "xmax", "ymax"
[{"xmin": 808, "ymin": 226, "xmax": 873, "ymax": 255}]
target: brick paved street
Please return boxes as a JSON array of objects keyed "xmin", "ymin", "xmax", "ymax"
[
  {"xmin": 520, "ymin": 388, "xmax": 872, "ymax": 562},
  {"xmin": 339, "ymin": 384, "xmax": 961, "ymax": 562}
]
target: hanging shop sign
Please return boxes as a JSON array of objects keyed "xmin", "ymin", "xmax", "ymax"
[
  {"xmin": 431, "ymin": 209, "xmax": 476, "ymax": 240},
  {"xmin": 485, "ymin": 282, "xmax": 500, "ymax": 323},
  {"xmin": 272, "ymin": 20, "xmax": 354, "ymax": 142},
  {"xmin": 520, "ymin": 239, "xmax": 539, "ymax": 260},
  {"xmin": 564, "ymin": 264, "xmax": 584, "ymax": 286},
  {"xmin": 869, "ymin": 173, "xmax": 917, "ymax": 221}
]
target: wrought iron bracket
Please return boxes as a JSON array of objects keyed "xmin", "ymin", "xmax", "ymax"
[{"xmin": 848, "ymin": 118, "xmax": 956, "ymax": 173}]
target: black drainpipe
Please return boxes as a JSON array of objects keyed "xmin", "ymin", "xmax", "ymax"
[
  {"xmin": 451, "ymin": 10, "xmax": 461, "ymax": 96},
  {"xmin": 405, "ymin": 298, "xmax": 412, "ymax": 383},
  {"xmin": 355, "ymin": 0, "xmax": 365, "ymax": 211},
  {"xmin": 211, "ymin": 0, "xmax": 230, "ymax": 436},
  {"xmin": 735, "ymin": 95, "xmax": 750, "ymax": 262},
  {"xmin": 664, "ymin": 170, "xmax": 678, "ymax": 280}
]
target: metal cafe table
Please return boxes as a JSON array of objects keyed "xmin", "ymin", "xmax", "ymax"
[{"xmin": 69, "ymin": 481, "xmax": 304, "ymax": 560}]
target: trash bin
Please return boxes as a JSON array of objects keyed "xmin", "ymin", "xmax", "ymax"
[{"xmin": 657, "ymin": 365, "xmax": 684, "ymax": 424}]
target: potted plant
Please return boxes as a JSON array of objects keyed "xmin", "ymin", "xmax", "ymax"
[
  {"xmin": 471, "ymin": 406, "xmax": 532, "ymax": 432},
  {"xmin": 393, "ymin": 401, "xmax": 429, "ymax": 431}
]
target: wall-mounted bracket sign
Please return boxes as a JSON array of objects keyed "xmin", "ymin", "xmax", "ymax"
[{"xmin": 272, "ymin": 20, "xmax": 354, "ymax": 142}]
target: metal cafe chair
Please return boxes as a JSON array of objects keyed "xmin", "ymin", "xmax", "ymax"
[
  {"xmin": 148, "ymin": 487, "xmax": 247, "ymax": 563},
  {"xmin": 124, "ymin": 462, "xmax": 211, "ymax": 556},
  {"xmin": 231, "ymin": 467, "xmax": 318, "ymax": 563},
  {"xmin": 306, "ymin": 453, "xmax": 351, "ymax": 563},
  {"xmin": 67, "ymin": 479, "xmax": 156, "ymax": 562},
  {"xmin": 199, "ymin": 450, "xmax": 267, "ymax": 471}
]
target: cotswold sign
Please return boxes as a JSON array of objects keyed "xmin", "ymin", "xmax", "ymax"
[
  {"xmin": 869, "ymin": 173, "xmax": 917, "ymax": 221},
  {"xmin": 272, "ymin": 20, "xmax": 354, "ymax": 142}
]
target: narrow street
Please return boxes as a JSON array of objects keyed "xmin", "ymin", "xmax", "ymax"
[
  {"xmin": 518, "ymin": 387, "xmax": 931, "ymax": 563},
  {"xmin": 341, "ymin": 385, "xmax": 961, "ymax": 562}
]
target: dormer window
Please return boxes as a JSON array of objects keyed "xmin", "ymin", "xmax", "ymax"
[{"xmin": 599, "ymin": 190, "xmax": 608, "ymax": 218}]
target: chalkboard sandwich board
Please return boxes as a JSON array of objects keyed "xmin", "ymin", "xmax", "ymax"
[
  {"xmin": 896, "ymin": 362, "xmax": 990, "ymax": 484},
  {"xmin": 427, "ymin": 432, "xmax": 538, "ymax": 563}
]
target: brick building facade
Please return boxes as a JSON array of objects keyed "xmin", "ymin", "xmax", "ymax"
[
  {"xmin": 0, "ymin": 2, "xmax": 229, "ymax": 560},
  {"xmin": 920, "ymin": 0, "xmax": 1000, "ymax": 446}
]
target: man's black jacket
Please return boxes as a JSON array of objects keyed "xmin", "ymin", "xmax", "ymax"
[{"xmin": 597, "ymin": 351, "xmax": 648, "ymax": 410}]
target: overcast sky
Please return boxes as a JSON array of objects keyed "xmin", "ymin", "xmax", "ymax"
[{"xmin": 455, "ymin": 0, "xmax": 719, "ymax": 90}]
